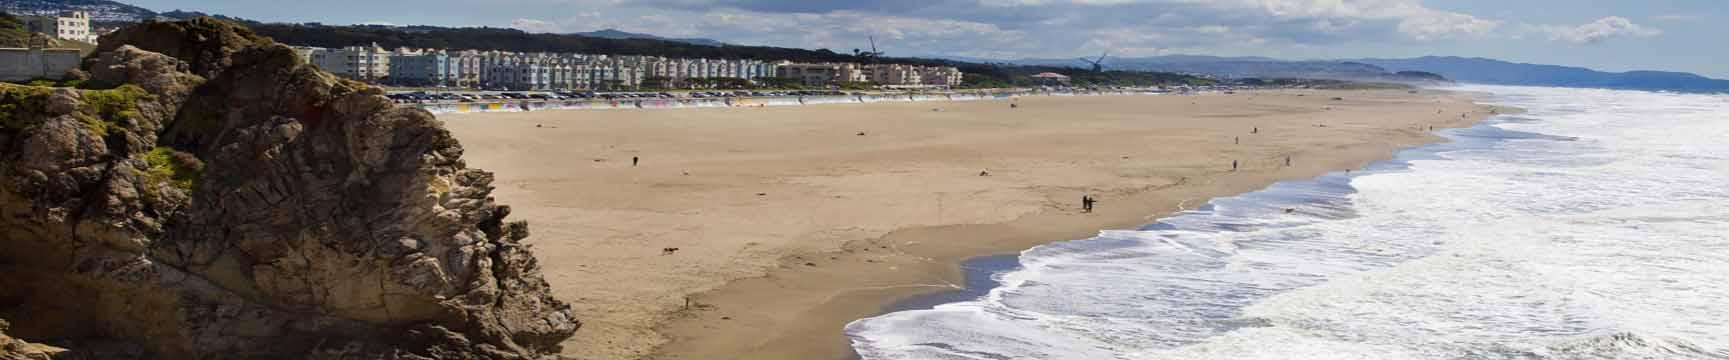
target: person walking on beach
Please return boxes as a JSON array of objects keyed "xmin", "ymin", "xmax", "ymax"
[
  {"xmin": 1082, "ymin": 195, "xmax": 1096, "ymax": 213},
  {"xmin": 633, "ymin": 156, "xmax": 640, "ymax": 167},
  {"xmin": 1232, "ymin": 160, "xmax": 1239, "ymax": 171}
]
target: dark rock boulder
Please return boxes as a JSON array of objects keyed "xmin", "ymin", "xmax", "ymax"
[{"xmin": 0, "ymin": 18, "xmax": 577, "ymax": 360}]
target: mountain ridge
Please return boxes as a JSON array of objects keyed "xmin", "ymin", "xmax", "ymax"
[
  {"xmin": 569, "ymin": 28, "xmax": 726, "ymax": 47},
  {"xmin": 1351, "ymin": 56, "xmax": 1729, "ymax": 93},
  {"xmin": 989, "ymin": 54, "xmax": 1727, "ymax": 93}
]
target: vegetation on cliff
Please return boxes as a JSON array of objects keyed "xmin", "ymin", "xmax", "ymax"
[{"xmin": 0, "ymin": 17, "xmax": 577, "ymax": 360}]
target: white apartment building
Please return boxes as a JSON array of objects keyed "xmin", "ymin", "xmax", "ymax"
[
  {"xmin": 296, "ymin": 43, "xmax": 392, "ymax": 82},
  {"xmin": 21, "ymin": 11, "xmax": 97, "ymax": 44}
]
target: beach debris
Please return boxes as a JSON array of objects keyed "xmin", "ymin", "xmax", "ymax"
[
  {"xmin": 804, "ymin": 262, "xmax": 817, "ymax": 267},
  {"xmin": 721, "ymin": 317, "xmax": 732, "ymax": 320},
  {"xmin": 1332, "ymin": 97, "xmax": 1345, "ymax": 101},
  {"xmin": 757, "ymin": 192, "xmax": 768, "ymax": 196},
  {"xmin": 857, "ymin": 131, "xmax": 867, "ymax": 136},
  {"xmin": 536, "ymin": 124, "xmax": 542, "ymax": 128},
  {"xmin": 662, "ymin": 247, "xmax": 681, "ymax": 255},
  {"xmin": 1285, "ymin": 208, "xmax": 1296, "ymax": 214},
  {"xmin": 979, "ymin": 170, "xmax": 991, "ymax": 177}
]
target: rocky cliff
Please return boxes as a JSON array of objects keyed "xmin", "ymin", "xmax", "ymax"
[{"xmin": 0, "ymin": 18, "xmax": 578, "ymax": 359}]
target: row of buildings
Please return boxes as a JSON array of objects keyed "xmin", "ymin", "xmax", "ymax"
[{"xmin": 291, "ymin": 44, "xmax": 964, "ymax": 91}]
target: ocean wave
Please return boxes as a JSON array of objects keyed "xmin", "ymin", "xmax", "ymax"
[{"xmin": 847, "ymin": 86, "xmax": 1729, "ymax": 360}]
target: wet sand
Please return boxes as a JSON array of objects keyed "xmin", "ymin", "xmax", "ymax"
[{"xmin": 438, "ymin": 89, "xmax": 1503, "ymax": 360}]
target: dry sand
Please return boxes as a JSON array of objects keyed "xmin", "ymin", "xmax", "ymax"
[{"xmin": 439, "ymin": 89, "xmax": 1503, "ymax": 360}]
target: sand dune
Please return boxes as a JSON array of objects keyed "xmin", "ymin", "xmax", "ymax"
[{"xmin": 439, "ymin": 89, "xmax": 1502, "ymax": 360}]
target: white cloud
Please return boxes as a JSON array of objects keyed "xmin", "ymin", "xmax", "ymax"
[
  {"xmin": 1536, "ymin": 16, "xmax": 1660, "ymax": 44},
  {"xmin": 1650, "ymin": 14, "xmax": 1700, "ymax": 22},
  {"xmin": 1397, "ymin": 10, "xmax": 1501, "ymax": 40}
]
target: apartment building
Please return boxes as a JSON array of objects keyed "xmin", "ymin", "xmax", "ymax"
[
  {"xmin": 776, "ymin": 62, "xmax": 867, "ymax": 86},
  {"xmin": 296, "ymin": 43, "xmax": 392, "ymax": 82},
  {"xmin": 20, "ymin": 11, "xmax": 96, "ymax": 44}
]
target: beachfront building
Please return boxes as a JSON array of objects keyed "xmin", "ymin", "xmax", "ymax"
[
  {"xmin": 20, "ymin": 11, "xmax": 97, "ymax": 44},
  {"xmin": 919, "ymin": 66, "xmax": 965, "ymax": 87},
  {"xmin": 386, "ymin": 48, "xmax": 485, "ymax": 88},
  {"xmin": 866, "ymin": 64, "xmax": 923, "ymax": 86},
  {"xmin": 777, "ymin": 62, "xmax": 867, "ymax": 86},
  {"xmin": 291, "ymin": 44, "xmax": 955, "ymax": 89},
  {"xmin": 346, "ymin": 44, "xmax": 392, "ymax": 82},
  {"xmin": 295, "ymin": 43, "xmax": 392, "ymax": 82},
  {"xmin": 389, "ymin": 48, "xmax": 449, "ymax": 87},
  {"xmin": 1031, "ymin": 72, "xmax": 1071, "ymax": 86}
]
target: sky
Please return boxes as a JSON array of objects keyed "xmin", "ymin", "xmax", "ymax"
[{"xmin": 126, "ymin": 0, "xmax": 1727, "ymax": 78}]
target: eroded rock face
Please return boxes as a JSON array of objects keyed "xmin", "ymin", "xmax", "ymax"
[{"xmin": 0, "ymin": 18, "xmax": 577, "ymax": 360}]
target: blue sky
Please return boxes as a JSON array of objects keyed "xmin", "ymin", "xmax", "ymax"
[{"xmin": 127, "ymin": 0, "xmax": 1727, "ymax": 78}]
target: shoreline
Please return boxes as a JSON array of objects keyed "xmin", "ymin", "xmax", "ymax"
[
  {"xmin": 435, "ymin": 89, "xmax": 1508, "ymax": 360},
  {"xmin": 640, "ymin": 92, "xmax": 1509, "ymax": 360},
  {"xmin": 842, "ymin": 113, "xmax": 1513, "ymax": 358}
]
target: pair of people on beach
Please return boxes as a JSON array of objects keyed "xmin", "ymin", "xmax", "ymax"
[{"xmin": 1082, "ymin": 195, "xmax": 1097, "ymax": 213}]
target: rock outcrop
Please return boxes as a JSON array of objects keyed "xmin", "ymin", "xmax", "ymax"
[{"xmin": 0, "ymin": 18, "xmax": 577, "ymax": 359}]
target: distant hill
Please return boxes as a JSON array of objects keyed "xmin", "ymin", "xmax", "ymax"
[
  {"xmin": 1012, "ymin": 55, "xmax": 1451, "ymax": 84},
  {"xmin": 1353, "ymin": 56, "xmax": 1729, "ymax": 93},
  {"xmin": 0, "ymin": 0, "xmax": 157, "ymax": 25},
  {"xmin": 570, "ymin": 29, "xmax": 725, "ymax": 47}
]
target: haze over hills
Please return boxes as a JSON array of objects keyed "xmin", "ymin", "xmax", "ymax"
[
  {"xmin": 1353, "ymin": 56, "xmax": 1729, "ymax": 93},
  {"xmin": 569, "ymin": 29, "xmax": 725, "ymax": 47},
  {"xmin": 999, "ymin": 54, "xmax": 1729, "ymax": 93},
  {"xmin": 1012, "ymin": 55, "xmax": 1449, "ymax": 85}
]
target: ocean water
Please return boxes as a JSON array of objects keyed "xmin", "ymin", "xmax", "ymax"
[{"xmin": 845, "ymin": 86, "xmax": 1729, "ymax": 360}]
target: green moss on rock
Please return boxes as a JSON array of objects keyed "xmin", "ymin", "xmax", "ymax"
[
  {"xmin": 142, "ymin": 147, "xmax": 203, "ymax": 190},
  {"xmin": 0, "ymin": 83, "xmax": 52, "ymax": 130}
]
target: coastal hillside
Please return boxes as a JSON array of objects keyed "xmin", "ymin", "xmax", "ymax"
[
  {"xmin": 0, "ymin": 17, "xmax": 576, "ymax": 359},
  {"xmin": 0, "ymin": 0, "xmax": 154, "ymax": 25},
  {"xmin": 1012, "ymin": 55, "xmax": 1453, "ymax": 84},
  {"xmin": 569, "ymin": 29, "xmax": 725, "ymax": 47},
  {"xmin": 1356, "ymin": 56, "xmax": 1729, "ymax": 93}
]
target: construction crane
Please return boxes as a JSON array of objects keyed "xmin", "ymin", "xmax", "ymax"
[{"xmin": 856, "ymin": 36, "xmax": 885, "ymax": 64}]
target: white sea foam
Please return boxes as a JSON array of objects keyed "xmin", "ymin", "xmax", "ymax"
[{"xmin": 846, "ymin": 86, "xmax": 1729, "ymax": 360}]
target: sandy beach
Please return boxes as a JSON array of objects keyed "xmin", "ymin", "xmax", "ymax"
[{"xmin": 438, "ymin": 89, "xmax": 1503, "ymax": 360}]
